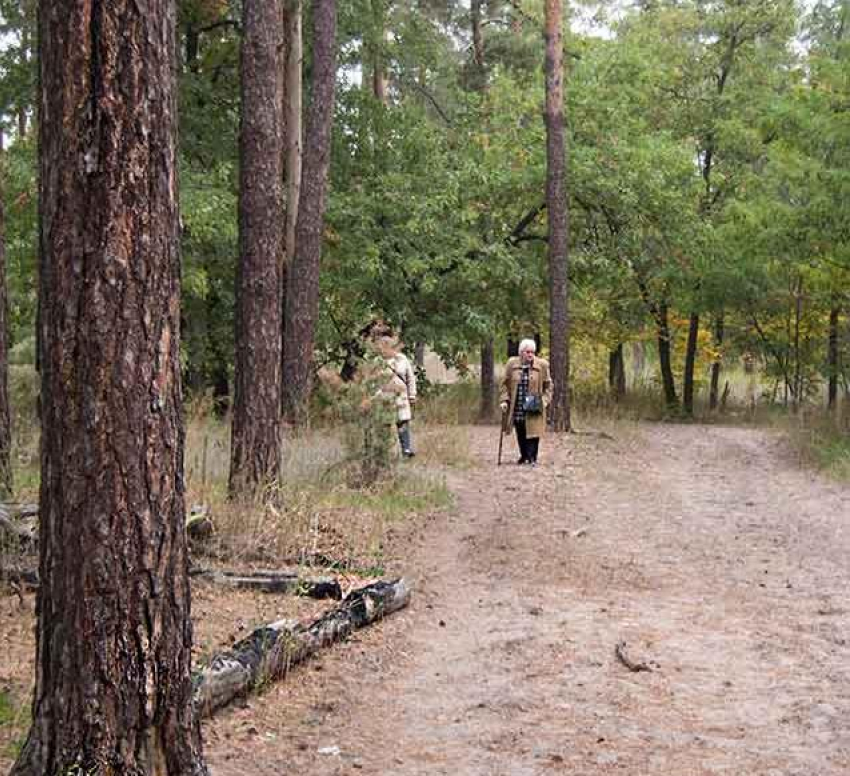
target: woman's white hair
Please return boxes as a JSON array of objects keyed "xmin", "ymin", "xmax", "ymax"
[{"xmin": 518, "ymin": 338, "xmax": 537, "ymax": 354}]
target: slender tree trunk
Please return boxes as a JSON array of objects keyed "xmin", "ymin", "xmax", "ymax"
[
  {"xmin": 828, "ymin": 301, "xmax": 840, "ymax": 411},
  {"xmin": 230, "ymin": 0, "xmax": 285, "ymax": 495},
  {"xmin": 0, "ymin": 136, "xmax": 11, "ymax": 499},
  {"xmin": 185, "ymin": 25, "xmax": 200, "ymax": 71},
  {"xmin": 13, "ymin": 3, "xmax": 207, "ymax": 773},
  {"xmin": 281, "ymin": 0, "xmax": 303, "ymax": 378},
  {"xmin": 18, "ymin": 21, "xmax": 30, "ymax": 140},
  {"xmin": 283, "ymin": 0, "xmax": 303, "ymax": 272},
  {"xmin": 480, "ymin": 338, "xmax": 495, "ymax": 420},
  {"xmin": 372, "ymin": 0, "xmax": 389, "ymax": 103},
  {"xmin": 657, "ymin": 301, "xmax": 679, "ymax": 409},
  {"xmin": 471, "ymin": 0, "xmax": 484, "ymax": 67},
  {"xmin": 544, "ymin": 0, "xmax": 570, "ymax": 432},
  {"xmin": 708, "ymin": 312, "xmax": 724, "ymax": 411},
  {"xmin": 608, "ymin": 343, "xmax": 625, "ymax": 401},
  {"xmin": 282, "ymin": 0, "xmax": 337, "ymax": 425},
  {"xmin": 683, "ymin": 312, "xmax": 699, "ymax": 416},
  {"xmin": 792, "ymin": 274, "xmax": 803, "ymax": 410}
]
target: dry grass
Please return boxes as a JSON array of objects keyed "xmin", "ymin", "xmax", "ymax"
[{"xmin": 186, "ymin": 416, "xmax": 456, "ymax": 573}]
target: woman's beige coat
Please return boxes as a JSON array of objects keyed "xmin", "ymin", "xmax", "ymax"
[{"xmin": 498, "ymin": 355, "xmax": 554, "ymax": 438}]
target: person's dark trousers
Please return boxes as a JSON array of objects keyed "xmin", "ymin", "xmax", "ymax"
[
  {"xmin": 515, "ymin": 420, "xmax": 529, "ymax": 462},
  {"xmin": 526, "ymin": 436, "xmax": 539, "ymax": 463},
  {"xmin": 397, "ymin": 420, "xmax": 414, "ymax": 456}
]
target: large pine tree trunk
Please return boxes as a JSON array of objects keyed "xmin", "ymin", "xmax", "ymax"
[
  {"xmin": 683, "ymin": 312, "xmax": 699, "ymax": 416},
  {"xmin": 282, "ymin": 0, "xmax": 337, "ymax": 425},
  {"xmin": 13, "ymin": 3, "xmax": 207, "ymax": 774},
  {"xmin": 544, "ymin": 0, "xmax": 571, "ymax": 431},
  {"xmin": 0, "ymin": 138, "xmax": 11, "ymax": 499},
  {"xmin": 230, "ymin": 0, "xmax": 285, "ymax": 495}
]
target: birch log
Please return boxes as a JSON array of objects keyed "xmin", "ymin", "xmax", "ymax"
[{"xmin": 194, "ymin": 577, "xmax": 411, "ymax": 717}]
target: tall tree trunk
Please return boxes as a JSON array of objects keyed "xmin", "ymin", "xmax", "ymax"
[
  {"xmin": 283, "ymin": 0, "xmax": 303, "ymax": 273},
  {"xmin": 683, "ymin": 312, "xmax": 699, "ymax": 416},
  {"xmin": 372, "ymin": 0, "xmax": 389, "ymax": 103},
  {"xmin": 479, "ymin": 338, "xmax": 495, "ymax": 420},
  {"xmin": 544, "ymin": 0, "xmax": 570, "ymax": 432},
  {"xmin": 282, "ymin": 0, "xmax": 337, "ymax": 425},
  {"xmin": 230, "ymin": 0, "xmax": 285, "ymax": 496},
  {"xmin": 657, "ymin": 301, "xmax": 679, "ymax": 409},
  {"xmin": 18, "ymin": 20, "xmax": 30, "ymax": 140},
  {"xmin": 608, "ymin": 343, "xmax": 626, "ymax": 401},
  {"xmin": 13, "ymin": 3, "xmax": 207, "ymax": 774},
  {"xmin": 792, "ymin": 274, "xmax": 803, "ymax": 410},
  {"xmin": 708, "ymin": 312, "xmax": 724, "ymax": 411},
  {"xmin": 0, "ymin": 136, "xmax": 11, "ymax": 499},
  {"xmin": 281, "ymin": 0, "xmax": 303, "ymax": 378},
  {"xmin": 828, "ymin": 299, "xmax": 839, "ymax": 411}
]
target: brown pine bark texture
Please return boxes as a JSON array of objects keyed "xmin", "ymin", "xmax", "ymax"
[
  {"xmin": 230, "ymin": 0, "xmax": 285, "ymax": 495},
  {"xmin": 544, "ymin": 0, "xmax": 571, "ymax": 431},
  {"xmin": 283, "ymin": 0, "xmax": 337, "ymax": 424},
  {"xmin": 14, "ymin": 2, "xmax": 207, "ymax": 774}
]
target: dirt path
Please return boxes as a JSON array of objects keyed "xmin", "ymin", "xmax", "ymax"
[{"xmin": 204, "ymin": 423, "xmax": 850, "ymax": 775}]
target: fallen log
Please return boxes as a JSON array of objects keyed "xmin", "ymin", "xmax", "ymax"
[
  {"xmin": 194, "ymin": 577, "xmax": 411, "ymax": 718},
  {"xmin": 191, "ymin": 568, "xmax": 342, "ymax": 599}
]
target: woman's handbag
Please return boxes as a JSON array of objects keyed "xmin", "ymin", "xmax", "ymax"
[{"xmin": 522, "ymin": 393, "xmax": 543, "ymax": 414}]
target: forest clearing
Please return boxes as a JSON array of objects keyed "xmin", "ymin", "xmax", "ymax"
[
  {"xmin": 4, "ymin": 421, "xmax": 850, "ymax": 774},
  {"xmin": 1, "ymin": 0, "xmax": 849, "ymax": 774}
]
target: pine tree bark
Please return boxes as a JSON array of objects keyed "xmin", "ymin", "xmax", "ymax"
[
  {"xmin": 282, "ymin": 0, "xmax": 337, "ymax": 425},
  {"xmin": 683, "ymin": 312, "xmax": 699, "ymax": 416},
  {"xmin": 0, "ymin": 138, "xmax": 11, "ymax": 499},
  {"xmin": 13, "ymin": 2, "xmax": 207, "ymax": 774},
  {"xmin": 230, "ymin": 0, "xmax": 285, "ymax": 495},
  {"xmin": 283, "ymin": 0, "xmax": 303, "ymax": 275},
  {"xmin": 544, "ymin": 0, "xmax": 571, "ymax": 431}
]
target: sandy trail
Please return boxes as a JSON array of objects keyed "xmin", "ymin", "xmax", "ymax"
[{"xmin": 204, "ymin": 423, "xmax": 850, "ymax": 775}]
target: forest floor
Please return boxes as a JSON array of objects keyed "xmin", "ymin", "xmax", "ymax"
[{"xmin": 3, "ymin": 422, "xmax": 850, "ymax": 774}]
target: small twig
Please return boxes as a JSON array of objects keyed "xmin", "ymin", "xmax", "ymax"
[{"xmin": 615, "ymin": 640, "xmax": 651, "ymax": 673}]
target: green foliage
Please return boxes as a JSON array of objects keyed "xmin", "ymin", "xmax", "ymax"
[
  {"xmin": 0, "ymin": 0, "xmax": 847, "ymax": 422},
  {"xmin": 325, "ymin": 356, "xmax": 400, "ymax": 487}
]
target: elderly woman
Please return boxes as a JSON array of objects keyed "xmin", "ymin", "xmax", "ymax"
[
  {"xmin": 373, "ymin": 333, "xmax": 418, "ymax": 458},
  {"xmin": 499, "ymin": 338, "xmax": 554, "ymax": 466}
]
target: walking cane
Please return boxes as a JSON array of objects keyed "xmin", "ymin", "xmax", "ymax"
[{"xmin": 497, "ymin": 407, "xmax": 506, "ymax": 466}]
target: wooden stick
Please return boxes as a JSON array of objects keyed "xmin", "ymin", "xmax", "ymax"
[
  {"xmin": 615, "ymin": 640, "xmax": 651, "ymax": 673},
  {"xmin": 191, "ymin": 567, "xmax": 342, "ymax": 599}
]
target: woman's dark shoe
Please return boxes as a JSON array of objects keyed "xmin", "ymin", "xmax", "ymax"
[{"xmin": 517, "ymin": 457, "xmax": 528, "ymax": 465}]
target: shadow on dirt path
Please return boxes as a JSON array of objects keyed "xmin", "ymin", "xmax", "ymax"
[{"xmin": 205, "ymin": 423, "xmax": 850, "ymax": 775}]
